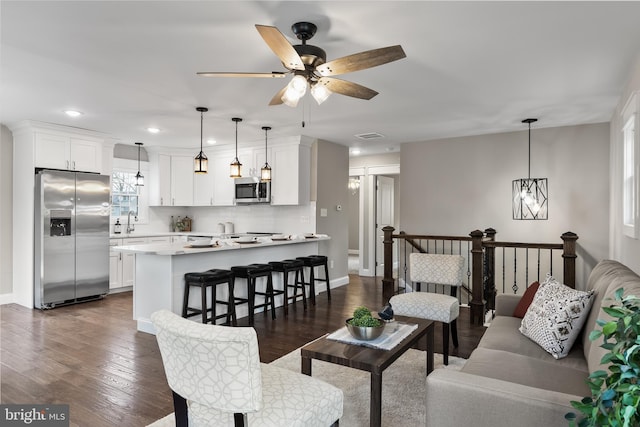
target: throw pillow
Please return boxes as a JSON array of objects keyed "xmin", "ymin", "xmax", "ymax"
[
  {"xmin": 512, "ymin": 281, "xmax": 540, "ymax": 318},
  {"xmin": 519, "ymin": 275, "xmax": 594, "ymax": 359}
]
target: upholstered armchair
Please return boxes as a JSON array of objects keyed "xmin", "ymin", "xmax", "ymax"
[{"xmin": 151, "ymin": 309, "xmax": 343, "ymax": 427}]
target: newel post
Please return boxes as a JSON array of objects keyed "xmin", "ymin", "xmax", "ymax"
[
  {"xmin": 483, "ymin": 228, "xmax": 497, "ymax": 310},
  {"xmin": 561, "ymin": 232, "xmax": 578, "ymax": 289},
  {"xmin": 470, "ymin": 229, "xmax": 486, "ymax": 325},
  {"xmin": 382, "ymin": 226, "xmax": 395, "ymax": 302}
]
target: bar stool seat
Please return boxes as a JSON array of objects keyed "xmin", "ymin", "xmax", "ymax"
[
  {"xmin": 231, "ymin": 263, "xmax": 278, "ymax": 325},
  {"xmin": 296, "ymin": 255, "xmax": 331, "ymax": 306},
  {"xmin": 182, "ymin": 269, "xmax": 236, "ymax": 326},
  {"xmin": 269, "ymin": 259, "xmax": 307, "ymax": 314}
]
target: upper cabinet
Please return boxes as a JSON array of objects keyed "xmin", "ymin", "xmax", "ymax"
[
  {"xmin": 35, "ymin": 132, "xmax": 103, "ymax": 173},
  {"xmin": 270, "ymin": 142, "xmax": 311, "ymax": 205},
  {"xmin": 151, "ymin": 154, "xmax": 194, "ymax": 206}
]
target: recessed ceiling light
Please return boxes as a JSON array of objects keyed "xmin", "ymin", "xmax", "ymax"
[
  {"xmin": 147, "ymin": 127, "xmax": 160, "ymax": 134},
  {"xmin": 207, "ymin": 139, "xmax": 216, "ymax": 145},
  {"xmin": 64, "ymin": 110, "xmax": 83, "ymax": 117},
  {"xmin": 351, "ymin": 149, "xmax": 361, "ymax": 155}
]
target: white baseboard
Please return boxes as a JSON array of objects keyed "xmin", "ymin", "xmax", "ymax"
[
  {"xmin": 330, "ymin": 275, "xmax": 349, "ymax": 288},
  {"xmin": 0, "ymin": 293, "xmax": 15, "ymax": 305}
]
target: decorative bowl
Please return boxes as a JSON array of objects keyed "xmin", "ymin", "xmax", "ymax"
[
  {"xmin": 345, "ymin": 318, "xmax": 386, "ymax": 341},
  {"xmin": 189, "ymin": 239, "xmax": 212, "ymax": 247},
  {"xmin": 236, "ymin": 236, "xmax": 256, "ymax": 243}
]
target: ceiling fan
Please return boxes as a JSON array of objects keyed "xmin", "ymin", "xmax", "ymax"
[{"xmin": 197, "ymin": 22, "xmax": 406, "ymax": 107}]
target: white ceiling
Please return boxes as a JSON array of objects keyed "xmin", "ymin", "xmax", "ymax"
[{"xmin": 2, "ymin": 1, "xmax": 640, "ymax": 156}]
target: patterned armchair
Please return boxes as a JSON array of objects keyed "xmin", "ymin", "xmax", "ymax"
[
  {"xmin": 389, "ymin": 253, "xmax": 465, "ymax": 364},
  {"xmin": 151, "ymin": 310, "xmax": 343, "ymax": 427}
]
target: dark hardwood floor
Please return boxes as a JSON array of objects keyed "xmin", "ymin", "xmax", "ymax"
[{"xmin": 1, "ymin": 275, "xmax": 486, "ymax": 427}]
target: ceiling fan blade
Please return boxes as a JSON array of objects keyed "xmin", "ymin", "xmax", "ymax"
[
  {"xmin": 318, "ymin": 77, "xmax": 378, "ymax": 100},
  {"xmin": 255, "ymin": 25, "xmax": 305, "ymax": 71},
  {"xmin": 316, "ymin": 45, "xmax": 406, "ymax": 76},
  {"xmin": 268, "ymin": 85, "xmax": 288, "ymax": 106},
  {"xmin": 197, "ymin": 71, "xmax": 287, "ymax": 78}
]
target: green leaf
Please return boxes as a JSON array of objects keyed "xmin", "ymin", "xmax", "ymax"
[
  {"xmin": 590, "ymin": 330, "xmax": 603, "ymax": 341},
  {"xmin": 603, "ymin": 321, "xmax": 619, "ymax": 335}
]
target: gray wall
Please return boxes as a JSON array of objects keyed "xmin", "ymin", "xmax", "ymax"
[
  {"xmin": 0, "ymin": 125, "xmax": 13, "ymax": 295},
  {"xmin": 348, "ymin": 185, "xmax": 359, "ymax": 251},
  {"xmin": 315, "ymin": 140, "xmax": 349, "ymax": 279},
  {"xmin": 610, "ymin": 53, "xmax": 640, "ymax": 275},
  {"xmin": 400, "ymin": 122, "xmax": 610, "ymax": 287}
]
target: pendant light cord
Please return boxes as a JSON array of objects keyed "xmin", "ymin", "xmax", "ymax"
[
  {"xmin": 200, "ymin": 110, "xmax": 204, "ymax": 153},
  {"xmin": 528, "ymin": 121, "xmax": 531, "ymax": 179}
]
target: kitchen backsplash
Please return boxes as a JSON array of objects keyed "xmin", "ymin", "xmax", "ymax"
[{"xmin": 117, "ymin": 202, "xmax": 317, "ymax": 235}]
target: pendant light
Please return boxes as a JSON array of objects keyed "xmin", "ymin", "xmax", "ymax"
[
  {"xmin": 134, "ymin": 142, "xmax": 144, "ymax": 186},
  {"xmin": 260, "ymin": 126, "xmax": 272, "ymax": 182},
  {"xmin": 230, "ymin": 117, "xmax": 243, "ymax": 178},
  {"xmin": 512, "ymin": 118, "xmax": 548, "ymax": 220},
  {"xmin": 194, "ymin": 107, "xmax": 208, "ymax": 174}
]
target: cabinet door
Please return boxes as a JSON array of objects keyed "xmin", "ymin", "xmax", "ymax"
[
  {"xmin": 193, "ymin": 153, "xmax": 215, "ymax": 206},
  {"xmin": 147, "ymin": 236, "xmax": 171, "ymax": 244},
  {"xmin": 157, "ymin": 154, "xmax": 172, "ymax": 206},
  {"xmin": 211, "ymin": 153, "xmax": 235, "ymax": 206},
  {"xmin": 122, "ymin": 252, "xmax": 136, "ymax": 287},
  {"xmin": 69, "ymin": 138, "xmax": 102, "ymax": 173},
  {"xmin": 35, "ymin": 133, "xmax": 70, "ymax": 170},
  {"xmin": 171, "ymin": 156, "xmax": 194, "ymax": 206},
  {"xmin": 109, "ymin": 251, "xmax": 122, "ymax": 289},
  {"xmin": 271, "ymin": 145, "xmax": 299, "ymax": 205}
]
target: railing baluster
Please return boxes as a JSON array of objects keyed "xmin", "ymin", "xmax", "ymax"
[
  {"xmin": 537, "ymin": 248, "xmax": 541, "ymax": 282},
  {"xmin": 525, "ymin": 248, "xmax": 529, "ymax": 287},
  {"xmin": 502, "ymin": 248, "xmax": 506, "ymax": 294},
  {"xmin": 512, "ymin": 248, "xmax": 518, "ymax": 294}
]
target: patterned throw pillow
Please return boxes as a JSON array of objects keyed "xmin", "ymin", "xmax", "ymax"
[{"xmin": 519, "ymin": 274, "xmax": 594, "ymax": 359}]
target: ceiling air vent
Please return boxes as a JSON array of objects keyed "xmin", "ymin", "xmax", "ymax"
[{"xmin": 355, "ymin": 132, "xmax": 385, "ymax": 140}]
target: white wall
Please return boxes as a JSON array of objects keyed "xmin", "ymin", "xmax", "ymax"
[
  {"xmin": 610, "ymin": 53, "xmax": 640, "ymax": 275},
  {"xmin": 0, "ymin": 125, "xmax": 13, "ymax": 297},
  {"xmin": 400, "ymin": 122, "xmax": 610, "ymax": 288}
]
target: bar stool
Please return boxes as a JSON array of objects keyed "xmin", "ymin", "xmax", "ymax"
[
  {"xmin": 296, "ymin": 255, "xmax": 331, "ymax": 306},
  {"xmin": 182, "ymin": 269, "xmax": 237, "ymax": 326},
  {"xmin": 268, "ymin": 259, "xmax": 307, "ymax": 315},
  {"xmin": 230, "ymin": 263, "xmax": 279, "ymax": 325}
]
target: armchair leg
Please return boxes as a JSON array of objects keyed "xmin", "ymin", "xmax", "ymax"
[
  {"xmin": 330, "ymin": 421, "xmax": 340, "ymax": 427},
  {"xmin": 172, "ymin": 390, "xmax": 188, "ymax": 427}
]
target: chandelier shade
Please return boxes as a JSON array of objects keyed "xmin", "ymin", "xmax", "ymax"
[
  {"xmin": 230, "ymin": 117, "xmax": 243, "ymax": 178},
  {"xmin": 512, "ymin": 118, "xmax": 548, "ymax": 220},
  {"xmin": 260, "ymin": 126, "xmax": 272, "ymax": 182},
  {"xmin": 194, "ymin": 107, "xmax": 209, "ymax": 174},
  {"xmin": 135, "ymin": 142, "xmax": 144, "ymax": 186}
]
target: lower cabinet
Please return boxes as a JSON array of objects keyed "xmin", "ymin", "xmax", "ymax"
[{"xmin": 110, "ymin": 237, "xmax": 169, "ymax": 292}]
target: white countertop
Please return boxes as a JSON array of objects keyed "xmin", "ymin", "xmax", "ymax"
[
  {"xmin": 112, "ymin": 235, "xmax": 330, "ymax": 256},
  {"xmin": 110, "ymin": 231, "xmax": 225, "ymax": 239}
]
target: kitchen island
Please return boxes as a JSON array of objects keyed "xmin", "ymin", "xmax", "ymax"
[{"xmin": 113, "ymin": 236, "xmax": 330, "ymax": 334}]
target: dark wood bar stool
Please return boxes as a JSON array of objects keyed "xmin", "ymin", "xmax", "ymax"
[
  {"xmin": 182, "ymin": 269, "xmax": 237, "ymax": 326},
  {"xmin": 296, "ymin": 255, "xmax": 331, "ymax": 306},
  {"xmin": 230, "ymin": 263, "xmax": 279, "ymax": 325},
  {"xmin": 268, "ymin": 259, "xmax": 307, "ymax": 315}
]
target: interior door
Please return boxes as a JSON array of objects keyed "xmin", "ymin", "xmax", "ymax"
[{"xmin": 375, "ymin": 176, "xmax": 395, "ymax": 276}]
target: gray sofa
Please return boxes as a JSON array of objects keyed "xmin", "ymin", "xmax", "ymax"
[{"xmin": 425, "ymin": 260, "xmax": 640, "ymax": 427}]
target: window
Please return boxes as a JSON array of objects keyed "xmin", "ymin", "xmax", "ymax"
[
  {"xmin": 112, "ymin": 171, "xmax": 140, "ymax": 217},
  {"xmin": 622, "ymin": 92, "xmax": 639, "ymax": 238}
]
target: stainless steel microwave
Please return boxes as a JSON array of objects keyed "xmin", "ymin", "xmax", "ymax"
[{"xmin": 234, "ymin": 176, "xmax": 271, "ymax": 204}]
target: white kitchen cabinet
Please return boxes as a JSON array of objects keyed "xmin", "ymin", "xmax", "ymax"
[
  {"xmin": 211, "ymin": 152, "xmax": 236, "ymax": 206},
  {"xmin": 270, "ymin": 144, "xmax": 311, "ymax": 205},
  {"xmin": 121, "ymin": 237, "xmax": 147, "ymax": 288},
  {"xmin": 193, "ymin": 151, "xmax": 215, "ymax": 206},
  {"xmin": 35, "ymin": 132, "xmax": 102, "ymax": 173},
  {"xmin": 109, "ymin": 239, "xmax": 123, "ymax": 290},
  {"xmin": 147, "ymin": 236, "xmax": 171, "ymax": 244},
  {"xmin": 153, "ymin": 154, "xmax": 194, "ymax": 206}
]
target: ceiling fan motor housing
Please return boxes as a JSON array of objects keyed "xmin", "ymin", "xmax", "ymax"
[{"xmin": 293, "ymin": 44, "xmax": 326, "ymax": 68}]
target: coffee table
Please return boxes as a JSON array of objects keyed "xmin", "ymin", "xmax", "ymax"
[{"xmin": 300, "ymin": 316, "xmax": 435, "ymax": 427}]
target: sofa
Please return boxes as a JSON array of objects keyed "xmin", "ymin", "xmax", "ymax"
[{"xmin": 425, "ymin": 260, "xmax": 640, "ymax": 427}]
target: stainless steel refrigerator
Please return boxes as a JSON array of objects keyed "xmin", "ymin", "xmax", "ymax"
[{"xmin": 34, "ymin": 170, "xmax": 110, "ymax": 308}]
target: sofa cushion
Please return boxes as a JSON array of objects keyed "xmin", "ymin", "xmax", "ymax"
[
  {"xmin": 512, "ymin": 281, "xmax": 540, "ymax": 318},
  {"xmin": 520, "ymin": 276, "xmax": 594, "ymax": 359},
  {"xmin": 461, "ymin": 347, "xmax": 591, "ymax": 397},
  {"xmin": 478, "ymin": 316, "xmax": 588, "ymax": 372}
]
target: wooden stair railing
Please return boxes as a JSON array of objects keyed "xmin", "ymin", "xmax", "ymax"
[{"xmin": 382, "ymin": 227, "xmax": 578, "ymax": 326}]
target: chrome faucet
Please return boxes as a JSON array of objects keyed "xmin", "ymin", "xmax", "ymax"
[{"xmin": 126, "ymin": 211, "xmax": 137, "ymax": 234}]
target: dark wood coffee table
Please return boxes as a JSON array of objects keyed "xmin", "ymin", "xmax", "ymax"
[{"xmin": 300, "ymin": 316, "xmax": 434, "ymax": 427}]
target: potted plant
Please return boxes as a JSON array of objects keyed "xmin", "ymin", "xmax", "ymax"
[
  {"xmin": 566, "ymin": 288, "xmax": 640, "ymax": 427},
  {"xmin": 346, "ymin": 306, "xmax": 385, "ymax": 341}
]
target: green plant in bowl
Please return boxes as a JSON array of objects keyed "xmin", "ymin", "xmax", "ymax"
[{"xmin": 346, "ymin": 306, "xmax": 385, "ymax": 340}]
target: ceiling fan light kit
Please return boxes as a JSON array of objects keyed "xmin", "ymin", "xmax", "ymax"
[
  {"xmin": 198, "ymin": 21, "xmax": 406, "ymax": 107},
  {"xmin": 194, "ymin": 107, "xmax": 209, "ymax": 174},
  {"xmin": 512, "ymin": 118, "xmax": 548, "ymax": 220},
  {"xmin": 230, "ymin": 117, "xmax": 243, "ymax": 178}
]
